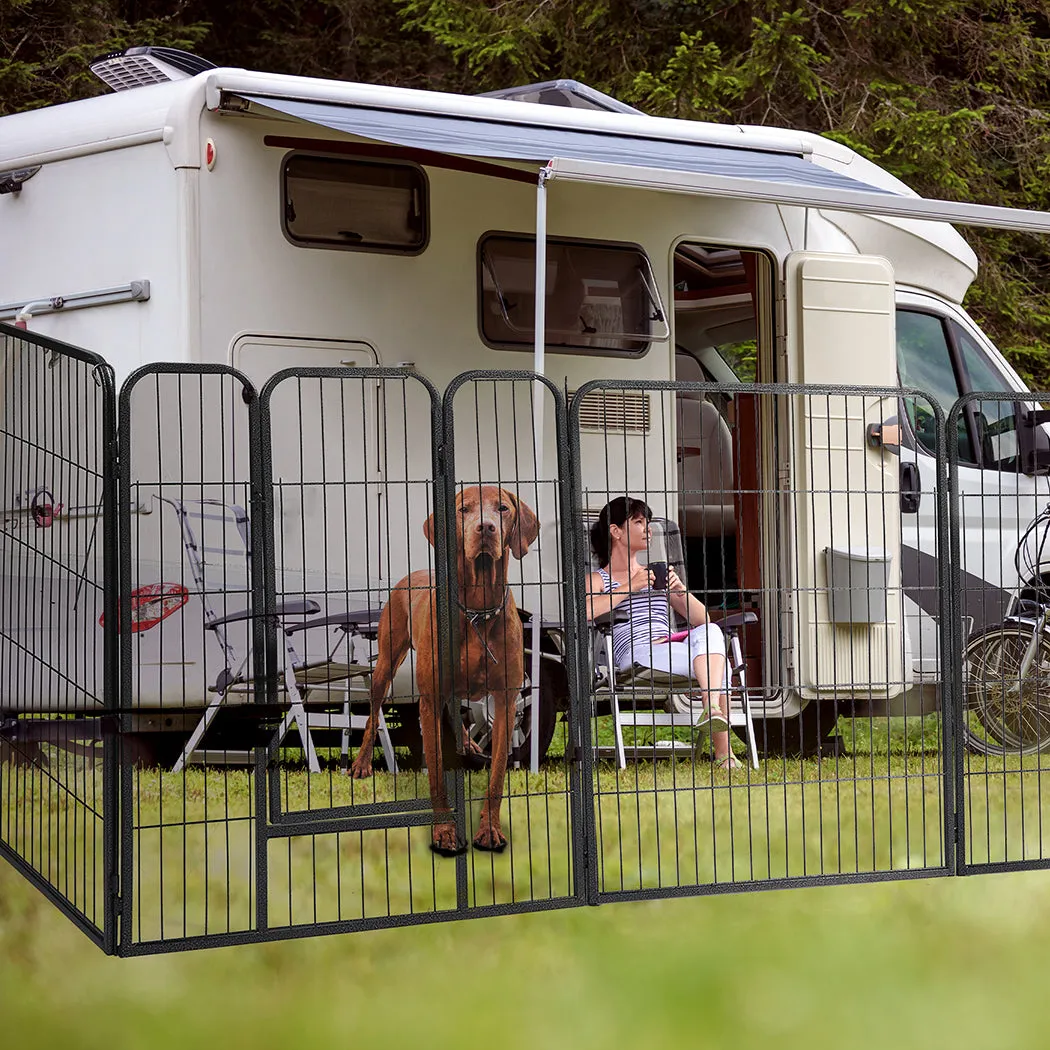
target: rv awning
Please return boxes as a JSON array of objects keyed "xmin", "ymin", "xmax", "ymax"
[
  {"xmin": 543, "ymin": 157, "xmax": 1050, "ymax": 235},
  {"xmin": 237, "ymin": 93, "xmax": 890, "ymax": 196}
]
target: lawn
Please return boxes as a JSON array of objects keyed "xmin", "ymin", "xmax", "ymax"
[
  {"xmin": 5, "ymin": 715, "xmax": 1050, "ymax": 1046},
  {"xmin": 5, "ymin": 714, "xmax": 1050, "ymax": 954},
  {"xmin": 4, "ymin": 847, "xmax": 1050, "ymax": 1050}
]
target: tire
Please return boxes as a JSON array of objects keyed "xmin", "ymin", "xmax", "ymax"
[
  {"xmin": 381, "ymin": 701, "xmax": 425, "ymax": 771},
  {"xmin": 463, "ymin": 651, "xmax": 565, "ymax": 767},
  {"xmin": 963, "ymin": 622, "xmax": 1050, "ymax": 756},
  {"xmin": 754, "ymin": 698, "xmax": 846, "ymax": 759}
]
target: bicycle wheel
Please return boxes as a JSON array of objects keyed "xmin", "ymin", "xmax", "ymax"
[{"xmin": 963, "ymin": 622, "xmax": 1050, "ymax": 756}]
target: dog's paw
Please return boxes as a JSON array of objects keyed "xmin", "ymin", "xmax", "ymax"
[
  {"xmin": 430, "ymin": 823, "xmax": 467, "ymax": 857},
  {"xmin": 472, "ymin": 824, "xmax": 507, "ymax": 853},
  {"xmin": 349, "ymin": 755, "xmax": 373, "ymax": 779}
]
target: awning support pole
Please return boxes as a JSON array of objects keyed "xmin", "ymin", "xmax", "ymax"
[{"xmin": 528, "ymin": 166, "xmax": 551, "ymax": 774}]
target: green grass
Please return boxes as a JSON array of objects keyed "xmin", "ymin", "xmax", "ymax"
[
  {"xmin": 5, "ymin": 856, "xmax": 1050, "ymax": 1049},
  {"xmin": 6, "ymin": 713, "xmax": 1050, "ymax": 1047}
]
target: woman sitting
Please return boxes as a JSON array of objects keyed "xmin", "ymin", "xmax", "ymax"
[{"xmin": 584, "ymin": 496, "xmax": 740, "ymax": 770}]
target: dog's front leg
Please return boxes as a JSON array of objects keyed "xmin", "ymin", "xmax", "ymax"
[
  {"xmin": 474, "ymin": 687, "xmax": 514, "ymax": 852},
  {"xmin": 418, "ymin": 688, "xmax": 465, "ymax": 856}
]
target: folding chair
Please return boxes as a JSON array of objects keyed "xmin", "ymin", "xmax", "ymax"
[
  {"xmin": 162, "ymin": 499, "xmax": 395, "ymax": 773},
  {"xmin": 586, "ymin": 517, "xmax": 760, "ymax": 770}
]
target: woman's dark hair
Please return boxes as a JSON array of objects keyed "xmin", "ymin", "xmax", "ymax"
[{"xmin": 590, "ymin": 496, "xmax": 652, "ymax": 565}]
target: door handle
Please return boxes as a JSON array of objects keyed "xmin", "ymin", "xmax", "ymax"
[{"xmin": 900, "ymin": 461, "xmax": 921, "ymax": 514}]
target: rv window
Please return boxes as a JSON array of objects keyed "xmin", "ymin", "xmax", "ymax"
[
  {"xmin": 949, "ymin": 320, "xmax": 1021, "ymax": 468},
  {"xmin": 896, "ymin": 309, "xmax": 976, "ymax": 465},
  {"xmin": 478, "ymin": 234, "xmax": 666, "ymax": 355},
  {"xmin": 282, "ymin": 154, "xmax": 427, "ymax": 253},
  {"xmin": 712, "ymin": 341, "xmax": 757, "ymax": 383}
]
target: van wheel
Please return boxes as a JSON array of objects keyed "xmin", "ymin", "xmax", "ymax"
[
  {"xmin": 379, "ymin": 702, "xmax": 425, "ymax": 771},
  {"xmin": 755, "ymin": 700, "xmax": 847, "ymax": 759},
  {"xmin": 463, "ymin": 655, "xmax": 565, "ymax": 767},
  {"xmin": 963, "ymin": 622, "xmax": 1050, "ymax": 755},
  {"xmin": 120, "ymin": 731, "xmax": 188, "ymax": 769}
]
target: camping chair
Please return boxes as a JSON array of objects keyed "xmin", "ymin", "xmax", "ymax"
[
  {"xmin": 586, "ymin": 516, "xmax": 760, "ymax": 770},
  {"xmin": 162, "ymin": 499, "xmax": 395, "ymax": 774}
]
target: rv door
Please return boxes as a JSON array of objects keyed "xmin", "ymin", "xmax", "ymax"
[{"xmin": 784, "ymin": 253, "xmax": 904, "ymax": 700}]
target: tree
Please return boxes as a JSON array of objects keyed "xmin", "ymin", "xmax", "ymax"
[{"xmin": 7, "ymin": 0, "xmax": 1050, "ymax": 384}]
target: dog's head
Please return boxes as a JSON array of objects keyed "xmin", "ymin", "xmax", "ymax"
[{"xmin": 424, "ymin": 485, "xmax": 539, "ymax": 591}]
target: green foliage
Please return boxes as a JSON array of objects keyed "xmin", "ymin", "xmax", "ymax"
[
  {"xmin": 9, "ymin": 0, "xmax": 1050, "ymax": 384},
  {"xmin": 629, "ymin": 31, "xmax": 740, "ymax": 119},
  {"xmin": 0, "ymin": 2, "xmax": 210, "ymax": 115}
]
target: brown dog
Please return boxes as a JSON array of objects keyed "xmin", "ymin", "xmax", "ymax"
[{"xmin": 351, "ymin": 485, "xmax": 539, "ymax": 854}]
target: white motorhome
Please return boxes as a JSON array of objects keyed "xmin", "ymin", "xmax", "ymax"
[{"xmin": 4, "ymin": 47, "xmax": 1050, "ymax": 761}]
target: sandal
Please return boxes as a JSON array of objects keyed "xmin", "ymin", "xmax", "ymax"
[
  {"xmin": 713, "ymin": 752, "xmax": 743, "ymax": 771},
  {"xmin": 696, "ymin": 704, "xmax": 729, "ymax": 731}
]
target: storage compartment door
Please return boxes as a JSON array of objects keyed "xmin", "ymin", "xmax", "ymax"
[{"xmin": 784, "ymin": 253, "xmax": 904, "ymax": 698}]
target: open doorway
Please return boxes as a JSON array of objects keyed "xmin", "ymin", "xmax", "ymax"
[{"xmin": 673, "ymin": 243, "xmax": 773, "ymax": 691}]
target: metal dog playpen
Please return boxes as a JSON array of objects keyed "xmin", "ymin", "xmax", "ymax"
[{"xmin": 2, "ymin": 321, "xmax": 1049, "ymax": 956}]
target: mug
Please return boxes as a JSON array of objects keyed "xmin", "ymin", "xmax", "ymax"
[{"xmin": 649, "ymin": 561, "xmax": 668, "ymax": 591}]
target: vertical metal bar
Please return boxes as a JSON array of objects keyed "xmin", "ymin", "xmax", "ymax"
[
  {"xmin": 435, "ymin": 377, "xmax": 467, "ymax": 902},
  {"xmin": 528, "ymin": 169, "xmax": 551, "ymax": 773},
  {"xmin": 936, "ymin": 394, "xmax": 961, "ymax": 877},
  {"xmin": 567, "ymin": 380, "xmax": 600, "ymax": 905},
  {"xmin": 248, "ymin": 377, "xmax": 270, "ymax": 932},
  {"xmin": 98, "ymin": 360, "xmax": 120, "ymax": 955},
  {"xmin": 945, "ymin": 395, "xmax": 964, "ymax": 874},
  {"xmin": 116, "ymin": 367, "xmax": 136, "ymax": 955}
]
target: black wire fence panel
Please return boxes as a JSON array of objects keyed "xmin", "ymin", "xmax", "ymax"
[
  {"xmin": 442, "ymin": 372, "xmax": 582, "ymax": 909},
  {"xmin": 568, "ymin": 381, "xmax": 953, "ymax": 897},
  {"xmin": 255, "ymin": 369, "xmax": 467, "ymax": 932},
  {"xmin": 21, "ymin": 341, "xmax": 1050, "ymax": 954},
  {"xmin": 0, "ymin": 323, "xmax": 118, "ymax": 951},
  {"xmin": 117, "ymin": 365, "xmax": 263, "ymax": 949},
  {"xmin": 948, "ymin": 392, "xmax": 1050, "ymax": 872}
]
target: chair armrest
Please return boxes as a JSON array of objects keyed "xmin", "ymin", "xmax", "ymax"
[
  {"xmin": 284, "ymin": 607, "xmax": 381, "ymax": 636},
  {"xmin": 591, "ymin": 607, "xmax": 630, "ymax": 632},
  {"xmin": 717, "ymin": 611, "xmax": 758, "ymax": 630},
  {"xmin": 206, "ymin": 598, "xmax": 321, "ymax": 630},
  {"xmin": 516, "ymin": 609, "xmax": 573, "ymax": 631}
]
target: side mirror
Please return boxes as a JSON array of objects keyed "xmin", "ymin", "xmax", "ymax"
[{"xmin": 1018, "ymin": 406, "xmax": 1050, "ymax": 476}]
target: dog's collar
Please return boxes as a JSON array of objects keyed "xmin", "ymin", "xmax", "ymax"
[{"xmin": 457, "ymin": 586, "xmax": 510, "ymax": 663}]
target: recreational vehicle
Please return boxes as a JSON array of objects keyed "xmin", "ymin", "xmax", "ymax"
[{"xmin": 3, "ymin": 47, "xmax": 1050, "ymax": 767}]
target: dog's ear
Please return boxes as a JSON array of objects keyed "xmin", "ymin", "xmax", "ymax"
[
  {"xmin": 506, "ymin": 491, "xmax": 540, "ymax": 560},
  {"xmin": 424, "ymin": 511, "xmax": 436, "ymax": 548}
]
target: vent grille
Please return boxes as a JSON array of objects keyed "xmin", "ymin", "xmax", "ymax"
[
  {"xmin": 91, "ymin": 55, "xmax": 172, "ymax": 91},
  {"xmin": 571, "ymin": 389, "xmax": 651, "ymax": 432},
  {"xmin": 89, "ymin": 47, "xmax": 216, "ymax": 93}
]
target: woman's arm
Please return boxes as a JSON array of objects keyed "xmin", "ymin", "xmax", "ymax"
[
  {"xmin": 666, "ymin": 567, "xmax": 709, "ymax": 625},
  {"xmin": 584, "ymin": 571, "xmax": 628, "ymax": 622}
]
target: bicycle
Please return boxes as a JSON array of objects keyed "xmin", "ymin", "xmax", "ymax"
[{"xmin": 963, "ymin": 501, "xmax": 1050, "ymax": 755}]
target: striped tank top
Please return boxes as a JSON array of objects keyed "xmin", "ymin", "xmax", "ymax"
[{"xmin": 597, "ymin": 567, "xmax": 672, "ymax": 668}]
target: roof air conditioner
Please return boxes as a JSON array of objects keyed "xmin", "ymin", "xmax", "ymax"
[{"xmin": 88, "ymin": 47, "xmax": 216, "ymax": 93}]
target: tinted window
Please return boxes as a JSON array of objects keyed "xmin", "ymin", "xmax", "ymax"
[
  {"xmin": 896, "ymin": 310, "xmax": 975, "ymax": 464},
  {"xmin": 283, "ymin": 155, "xmax": 427, "ymax": 253},
  {"xmin": 479, "ymin": 235, "xmax": 665, "ymax": 355},
  {"xmin": 951, "ymin": 321, "xmax": 1019, "ymax": 467}
]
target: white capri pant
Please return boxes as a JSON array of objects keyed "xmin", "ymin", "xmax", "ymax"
[{"xmin": 621, "ymin": 622, "xmax": 728, "ymax": 683}]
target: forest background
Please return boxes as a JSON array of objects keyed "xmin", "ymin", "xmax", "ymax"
[{"xmin": 4, "ymin": 0, "xmax": 1050, "ymax": 385}]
